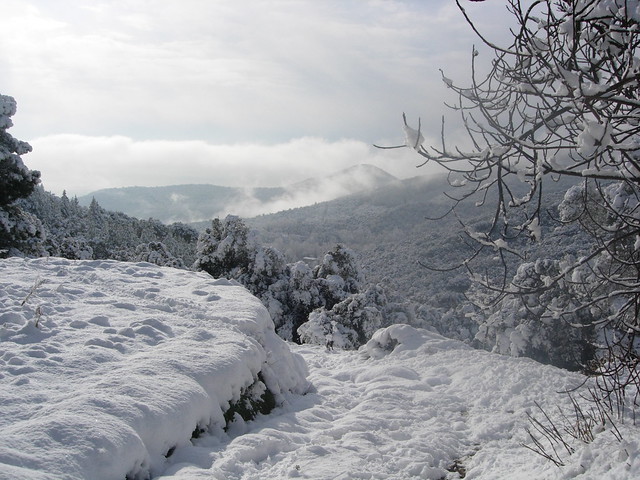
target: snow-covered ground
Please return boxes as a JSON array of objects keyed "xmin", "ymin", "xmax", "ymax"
[
  {"xmin": 0, "ymin": 258, "xmax": 307, "ymax": 480},
  {"xmin": 1, "ymin": 258, "xmax": 638, "ymax": 479},
  {"xmin": 160, "ymin": 329, "xmax": 639, "ymax": 480}
]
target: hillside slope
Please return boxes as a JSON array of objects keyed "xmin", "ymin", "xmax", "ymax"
[
  {"xmin": 248, "ymin": 174, "xmax": 584, "ymax": 308},
  {"xmin": 79, "ymin": 164, "xmax": 398, "ymax": 223}
]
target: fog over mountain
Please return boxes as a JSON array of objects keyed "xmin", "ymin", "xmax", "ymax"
[{"xmin": 79, "ymin": 164, "xmax": 398, "ymax": 223}]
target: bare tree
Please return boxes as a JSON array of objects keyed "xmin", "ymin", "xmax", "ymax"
[{"xmin": 379, "ymin": 0, "xmax": 640, "ymax": 412}]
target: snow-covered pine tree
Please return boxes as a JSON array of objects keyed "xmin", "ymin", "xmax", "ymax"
[
  {"xmin": 275, "ymin": 260, "xmax": 324, "ymax": 341},
  {"xmin": 298, "ymin": 284, "xmax": 387, "ymax": 349},
  {"xmin": 134, "ymin": 241, "xmax": 185, "ymax": 268},
  {"xmin": 0, "ymin": 94, "xmax": 45, "ymax": 257},
  {"xmin": 0, "ymin": 95, "xmax": 39, "ymax": 206},
  {"xmin": 194, "ymin": 215, "xmax": 251, "ymax": 278},
  {"xmin": 313, "ymin": 244, "xmax": 364, "ymax": 310}
]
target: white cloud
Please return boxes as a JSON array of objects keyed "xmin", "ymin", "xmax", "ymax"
[
  {"xmin": 3, "ymin": 0, "xmax": 512, "ymax": 141},
  {"xmin": 3, "ymin": 0, "xmax": 513, "ymax": 196},
  {"xmin": 26, "ymin": 134, "xmax": 438, "ymax": 197}
]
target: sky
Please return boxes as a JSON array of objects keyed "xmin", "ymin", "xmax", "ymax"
[{"xmin": 1, "ymin": 0, "xmax": 512, "ymax": 197}]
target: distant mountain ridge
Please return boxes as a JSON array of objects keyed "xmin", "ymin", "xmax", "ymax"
[{"xmin": 79, "ymin": 164, "xmax": 398, "ymax": 223}]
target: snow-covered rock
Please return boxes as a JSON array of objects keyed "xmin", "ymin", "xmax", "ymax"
[{"xmin": 0, "ymin": 257, "xmax": 308, "ymax": 480}]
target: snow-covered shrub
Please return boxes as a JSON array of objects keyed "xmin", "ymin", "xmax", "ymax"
[
  {"xmin": 298, "ymin": 309, "xmax": 353, "ymax": 349},
  {"xmin": 298, "ymin": 284, "xmax": 387, "ymax": 349},
  {"xmin": 0, "ymin": 205, "xmax": 46, "ymax": 258},
  {"xmin": 194, "ymin": 217, "xmax": 383, "ymax": 345},
  {"xmin": 244, "ymin": 245, "xmax": 288, "ymax": 295},
  {"xmin": 361, "ymin": 324, "xmax": 431, "ymax": 359},
  {"xmin": 194, "ymin": 215, "xmax": 251, "ymax": 278},
  {"xmin": 59, "ymin": 236, "xmax": 94, "ymax": 260},
  {"xmin": 313, "ymin": 244, "xmax": 364, "ymax": 309},
  {"xmin": 223, "ymin": 372, "xmax": 277, "ymax": 431},
  {"xmin": 294, "ymin": 248, "xmax": 383, "ymax": 347},
  {"xmin": 279, "ymin": 261, "xmax": 323, "ymax": 340},
  {"xmin": 195, "ymin": 217, "xmax": 305, "ymax": 339},
  {"xmin": 166, "ymin": 222, "xmax": 199, "ymax": 266},
  {"xmin": 244, "ymin": 248, "xmax": 318, "ymax": 341}
]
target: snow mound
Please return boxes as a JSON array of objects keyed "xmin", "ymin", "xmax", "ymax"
[
  {"xmin": 0, "ymin": 258, "xmax": 308, "ymax": 480},
  {"xmin": 361, "ymin": 323, "xmax": 464, "ymax": 359}
]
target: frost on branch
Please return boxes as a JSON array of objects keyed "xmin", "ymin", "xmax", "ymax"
[{"xmin": 402, "ymin": 113, "xmax": 425, "ymax": 151}]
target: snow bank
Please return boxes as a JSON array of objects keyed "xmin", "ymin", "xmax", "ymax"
[{"xmin": 0, "ymin": 258, "xmax": 308, "ymax": 480}]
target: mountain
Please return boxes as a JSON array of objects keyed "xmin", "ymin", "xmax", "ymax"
[
  {"xmin": 289, "ymin": 163, "xmax": 398, "ymax": 194},
  {"xmin": 80, "ymin": 184, "xmax": 285, "ymax": 224},
  {"xmin": 247, "ymin": 173, "xmax": 586, "ymax": 329},
  {"xmin": 78, "ymin": 164, "xmax": 398, "ymax": 223},
  {"xmin": 247, "ymin": 174, "xmax": 472, "ymax": 305}
]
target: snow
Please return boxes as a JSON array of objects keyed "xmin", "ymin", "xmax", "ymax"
[
  {"xmin": 527, "ymin": 216, "xmax": 542, "ymax": 242},
  {"xmin": 577, "ymin": 120, "xmax": 612, "ymax": 158},
  {"xmin": 0, "ymin": 258, "xmax": 308, "ymax": 480},
  {"xmin": 1, "ymin": 258, "xmax": 639, "ymax": 479},
  {"xmin": 0, "ymin": 95, "xmax": 17, "ymax": 129},
  {"xmin": 159, "ymin": 325, "xmax": 640, "ymax": 479},
  {"xmin": 403, "ymin": 122, "xmax": 424, "ymax": 151}
]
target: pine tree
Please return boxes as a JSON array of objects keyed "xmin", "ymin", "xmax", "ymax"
[
  {"xmin": 194, "ymin": 215, "xmax": 251, "ymax": 278},
  {"xmin": 0, "ymin": 94, "xmax": 45, "ymax": 257},
  {"xmin": 0, "ymin": 95, "xmax": 39, "ymax": 206}
]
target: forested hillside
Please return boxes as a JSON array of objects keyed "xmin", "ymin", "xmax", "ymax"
[
  {"xmin": 249, "ymin": 173, "xmax": 589, "ymax": 335},
  {"xmin": 17, "ymin": 187, "xmax": 198, "ymax": 267}
]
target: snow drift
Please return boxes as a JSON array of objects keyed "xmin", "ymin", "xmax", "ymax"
[{"xmin": 0, "ymin": 258, "xmax": 308, "ymax": 480}]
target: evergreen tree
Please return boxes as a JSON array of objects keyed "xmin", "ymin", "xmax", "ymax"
[
  {"xmin": 298, "ymin": 284, "xmax": 387, "ymax": 349},
  {"xmin": 313, "ymin": 244, "xmax": 364, "ymax": 309},
  {"xmin": 134, "ymin": 241, "xmax": 184, "ymax": 268},
  {"xmin": 0, "ymin": 95, "xmax": 39, "ymax": 206},
  {"xmin": 194, "ymin": 215, "xmax": 251, "ymax": 278},
  {"xmin": 0, "ymin": 94, "xmax": 45, "ymax": 257}
]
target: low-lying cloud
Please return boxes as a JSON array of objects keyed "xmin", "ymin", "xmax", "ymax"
[{"xmin": 27, "ymin": 134, "xmax": 438, "ymax": 197}]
